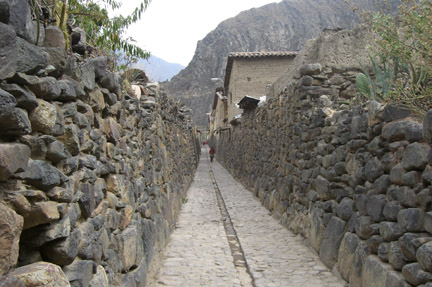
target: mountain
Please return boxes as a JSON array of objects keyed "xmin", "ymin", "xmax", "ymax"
[
  {"xmin": 132, "ymin": 55, "xmax": 184, "ymax": 82},
  {"xmin": 162, "ymin": 0, "xmax": 400, "ymax": 127}
]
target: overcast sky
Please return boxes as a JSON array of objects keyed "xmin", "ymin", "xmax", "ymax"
[{"xmin": 117, "ymin": 0, "xmax": 280, "ymax": 66}]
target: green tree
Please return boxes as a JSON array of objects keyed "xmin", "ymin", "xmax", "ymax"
[{"xmin": 36, "ymin": 0, "xmax": 151, "ymax": 70}]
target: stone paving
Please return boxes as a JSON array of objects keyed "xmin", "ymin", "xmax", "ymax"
[{"xmin": 151, "ymin": 148, "xmax": 348, "ymax": 287}]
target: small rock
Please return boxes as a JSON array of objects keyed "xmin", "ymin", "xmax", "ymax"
[{"xmin": 300, "ymin": 63, "xmax": 322, "ymax": 76}]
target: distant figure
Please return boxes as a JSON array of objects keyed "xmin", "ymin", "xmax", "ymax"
[{"xmin": 209, "ymin": 147, "xmax": 215, "ymax": 162}]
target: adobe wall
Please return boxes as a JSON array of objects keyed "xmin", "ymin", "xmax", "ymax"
[
  {"xmin": 214, "ymin": 26, "xmax": 432, "ymax": 287},
  {"xmin": 227, "ymin": 56, "xmax": 295, "ymax": 123},
  {"xmin": 0, "ymin": 1, "xmax": 200, "ymax": 286}
]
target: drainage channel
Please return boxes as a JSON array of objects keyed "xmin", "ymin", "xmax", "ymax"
[{"xmin": 208, "ymin": 167, "xmax": 256, "ymax": 287}]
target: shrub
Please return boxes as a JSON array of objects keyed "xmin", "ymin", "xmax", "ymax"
[{"xmin": 356, "ymin": 0, "xmax": 432, "ymax": 116}]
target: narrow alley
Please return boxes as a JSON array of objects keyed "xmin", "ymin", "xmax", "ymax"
[{"xmin": 151, "ymin": 148, "xmax": 347, "ymax": 287}]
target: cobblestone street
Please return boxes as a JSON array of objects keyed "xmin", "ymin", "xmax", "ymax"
[{"xmin": 151, "ymin": 148, "xmax": 347, "ymax": 287}]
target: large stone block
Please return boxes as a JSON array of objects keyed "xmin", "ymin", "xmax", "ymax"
[
  {"xmin": 355, "ymin": 216, "xmax": 375, "ymax": 240},
  {"xmin": 62, "ymin": 259, "xmax": 93, "ymax": 287},
  {"xmin": 101, "ymin": 117, "xmax": 121, "ymax": 144},
  {"xmin": 367, "ymin": 194, "xmax": 387, "ymax": 222},
  {"xmin": 417, "ymin": 241, "xmax": 432, "ymax": 273},
  {"xmin": 0, "ymin": 203, "xmax": 23, "ymax": 276},
  {"xmin": 315, "ymin": 175, "xmax": 331, "ymax": 200},
  {"xmin": 402, "ymin": 263, "xmax": 432, "ymax": 286},
  {"xmin": 0, "ymin": 88, "xmax": 16, "ymax": 118},
  {"xmin": 120, "ymin": 226, "xmax": 139, "ymax": 272},
  {"xmin": 46, "ymin": 140, "xmax": 69, "ymax": 163},
  {"xmin": 8, "ymin": 0, "xmax": 45, "ymax": 44},
  {"xmin": 299, "ymin": 63, "xmax": 322, "ymax": 76},
  {"xmin": 310, "ymin": 207, "xmax": 325, "ymax": 252},
  {"xmin": 388, "ymin": 241, "xmax": 408, "ymax": 270},
  {"xmin": 57, "ymin": 80, "xmax": 77, "ymax": 102},
  {"xmin": 27, "ymin": 77, "xmax": 61, "ymax": 100},
  {"xmin": 0, "ymin": 22, "xmax": 17, "ymax": 80},
  {"xmin": 17, "ymin": 160, "xmax": 66, "ymax": 191},
  {"xmin": 337, "ymin": 197, "xmax": 354, "ymax": 221},
  {"xmin": 1, "ymin": 83, "xmax": 38, "ymax": 111},
  {"xmin": 0, "ymin": 107, "xmax": 31, "ymax": 136},
  {"xmin": 337, "ymin": 232, "xmax": 360, "ymax": 281},
  {"xmin": 319, "ymin": 216, "xmax": 346, "ymax": 268},
  {"xmin": 9, "ymin": 262, "xmax": 70, "ymax": 287},
  {"xmin": 43, "ymin": 47, "xmax": 68, "ymax": 77},
  {"xmin": 386, "ymin": 271, "xmax": 411, "ymax": 287},
  {"xmin": 425, "ymin": 211, "xmax": 432, "ymax": 234},
  {"xmin": 41, "ymin": 229, "xmax": 80, "ymax": 266},
  {"xmin": 398, "ymin": 208, "xmax": 425, "ymax": 232},
  {"xmin": 22, "ymin": 201, "xmax": 60, "ymax": 229},
  {"xmin": 78, "ymin": 183, "xmax": 95, "ymax": 219},
  {"xmin": 0, "ymin": 143, "xmax": 30, "ymax": 181},
  {"xmin": 402, "ymin": 142, "xmax": 430, "ymax": 171},
  {"xmin": 399, "ymin": 233, "xmax": 430, "ymax": 261},
  {"xmin": 361, "ymin": 255, "xmax": 393, "ymax": 287},
  {"xmin": 349, "ymin": 241, "xmax": 369, "ymax": 287},
  {"xmin": 79, "ymin": 61, "xmax": 96, "ymax": 91},
  {"xmin": 43, "ymin": 26, "xmax": 65, "ymax": 49},
  {"xmin": 77, "ymin": 222, "xmax": 101, "ymax": 262},
  {"xmin": 16, "ymin": 37, "xmax": 48, "ymax": 74},
  {"xmin": 0, "ymin": 275, "xmax": 24, "ymax": 287},
  {"xmin": 29, "ymin": 99, "xmax": 58, "ymax": 134},
  {"xmin": 88, "ymin": 265, "xmax": 109, "ymax": 287},
  {"xmin": 381, "ymin": 120, "xmax": 409, "ymax": 142},
  {"xmin": 380, "ymin": 221, "xmax": 405, "ymax": 242},
  {"xmin": 423, "ymin": 109, "xmax": 432, "ymax": 143},
  {"xmin": 57, "ymin": 124, "xmax": 81, "ymax": 156}
]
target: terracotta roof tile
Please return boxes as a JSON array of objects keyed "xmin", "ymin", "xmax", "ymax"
[{"xmin": 228, "ymin": 51, "xmax": 298, "ymax": 58}]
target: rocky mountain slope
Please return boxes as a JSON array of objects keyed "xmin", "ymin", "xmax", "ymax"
[
  {"xmin": 132, "ymin": 55, "xmax": 184, "ymax": 82},
  {"xmin": 163, "ymin": 0, "xmax": 400, "ymax": 126}
]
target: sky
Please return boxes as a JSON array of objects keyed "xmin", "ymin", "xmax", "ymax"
[{"xmin": 117, "ymin": 0, "xmax": 280, "ymax": 66}]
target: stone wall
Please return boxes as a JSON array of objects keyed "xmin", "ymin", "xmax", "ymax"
[
  {"xmin": 214, "ymin": 26, "xmax": 432, "ymax": 287},
  {"xmin": 0, "ymin": 1, "xmax": 200, "ymax": 286}
]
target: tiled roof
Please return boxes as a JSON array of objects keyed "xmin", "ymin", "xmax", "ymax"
[{"xmin": 228, "ymin": 51, "xmax": 298, "ymax": 58}]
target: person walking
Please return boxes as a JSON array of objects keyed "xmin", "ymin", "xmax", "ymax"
[{"xmin": 209, "ymin": 146, "xmax": 215, "ymax": 162}]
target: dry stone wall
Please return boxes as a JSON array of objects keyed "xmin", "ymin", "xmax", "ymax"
[
  {"xmin": 214, "ymin": 27, "xmax": 432, "ymax": 287},
  {"xmin": 0, "ymin": 1, "xmax": 200, "ymax": 286}
]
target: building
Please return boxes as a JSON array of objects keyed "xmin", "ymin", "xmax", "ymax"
[{"xmin": 210, "ymin": 51, "xmax": 297, "ymax": 137}]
